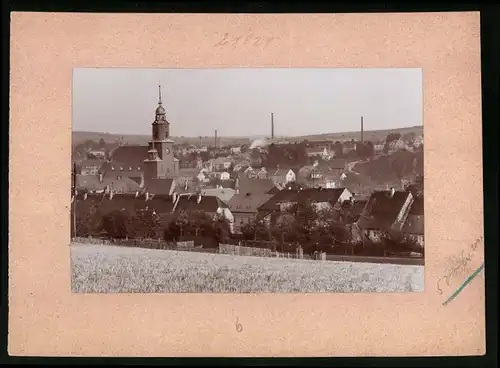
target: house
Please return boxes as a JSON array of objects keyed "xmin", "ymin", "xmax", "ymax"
[
  {"xmin": 342, "ymin": 141, "xmax": 357, "ymax": 154},
  {"xmin": 195, "ymin": 157, "xmax": 204, "ymax": 170},
  {"xmin": 87, "ymin": 149, "xmax": 106, "ymax": 159},
  {"xmin": 196, "ymin": 171, "xmax": 209, "ymax": 183},
  {"xmin": 236, "ymin": 176, "xmax": 276, "ymax": 196},
  {"xmin": 227, "ymin": 178, "xmax": 277, "ymax": 233},
  {"xmin": 172, "ymin": 194, "xmax": 234, "ymax": 231},
  {"xmin": 143, "ymin": 178, "xmax": 176, "ymax": 196},
  {"xmin": 227, "ymin": 193, "xmax": 274, "ymax": 234},
  {"xmin": 374, "ymin": 144, "xmax": 385, "ymax": 154},
  {"xmin": 413, "ymin": 135, "xmax": 424, "ymax": 148},
  {"xmin": 73, "ymin": 193, "xmax": 176, "ymax": 230},
  {"xmin": 79, "ymin": 159, "xmax": 105, "ymax": 176},
  {"xmin": 75, "ymin": 174, "xmax": 142, "ymax": 194},
  {"xmin": 292, "ymin": 187, "xmax": 353, "ymax": 212},
  {"xmin": 201, "ymin": 187, "xmax": 236, "ymax": 203},
  {"xmin": 258, "ymin": 187, "xmax": 352, "ymax": 217},
  {"xmin": 401, "ymin": 195, "xmax": 424, "ymax": 247},
  {"xmin": 208, "ymin": 157, "xmax": 232, "ymax": 171},
  {"xmin": 230, "ymin": 146, "xmax": 241, "ymax": 154},
  {"xmin": 172, "ymin": 180, "xmax": 198, "ymax": 196},
  {"xmin": 250, "ymin": 167, "xmax": 268, "ymax": 179},
  {"xmin": 233, "ymin": 160, "xmax": 251, "ymax": 173},
  {"xmin": 308, "ymin": 159, "xmax": 346, "ymax": 182},
  {"xmin": 234, "ymin": 165, "xmax": 254, "ymax": 179},
  {"xmin": 100, "ymin": 162, "xmax": 145, "ymax": 187},
  {"xmin": 219, "ymin": 171, "xmax": 231, "ymax": 181},
  {"xmin": 386, "ymin": 138, "xmax": 413, "ymax": 153},
  {"xmin": 213, "ymin": 178, "xmax": 236, "ymax": 190},
  {"xmin": 110, "ymin": 146, "xmax": 150, "ymax": 169},
  {"xmin": 356, "ymin": 189, "xmax": 414, "ymax": 245},
  {"xmin": 269, "ymin": 168, "xmax": 296, "ymax": 186},
  {"xmin": 305, "ymin": 147, "xmax": 325, "ymax": 157},
  {"xmin": 176, "ymin": 168, "xmax": 201, "ymax": 185}
]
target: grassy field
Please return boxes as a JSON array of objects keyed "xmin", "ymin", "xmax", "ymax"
[{"xmin": 71, "ymin": 243, "xmax": 424, "ymax": 293}]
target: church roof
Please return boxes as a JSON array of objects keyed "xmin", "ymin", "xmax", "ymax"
[{"xmin": 111, "ymin": 146, "xmax": 149, "ymax": 168}]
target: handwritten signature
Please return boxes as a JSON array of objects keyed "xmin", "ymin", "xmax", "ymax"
[
  {"xmin": 437, "ymin": 236, "xmax": 482, "ymax": 295},
  {"xmin": 214, "ymin": 33, "xmax": 276, "ymax": 48}
]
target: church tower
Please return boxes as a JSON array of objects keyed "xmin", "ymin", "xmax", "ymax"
[{"xmin": 144, "ymin": 84, "xmax": 179, "ymax": 180}]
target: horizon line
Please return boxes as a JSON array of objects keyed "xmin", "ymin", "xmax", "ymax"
[{"xmin": 73, "ymin": 124, "xmax": 423, "ymax": 139}]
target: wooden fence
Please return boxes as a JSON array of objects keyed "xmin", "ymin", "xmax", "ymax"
[{"xmin": 218, "ymin": 243, "xmax": 272, "ymax": 258}]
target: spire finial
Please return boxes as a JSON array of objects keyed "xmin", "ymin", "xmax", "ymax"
[{"xmin": 158, "ymin": 82, "xmax": 162, "ymax": 105}]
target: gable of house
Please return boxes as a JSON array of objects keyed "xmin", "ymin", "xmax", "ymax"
[
  {"xmin": 357, "ymin": 190, "xmax": 413, "ymax": 231},
  {"xmin": 402, "ymin": 196, "xmax": 424, "ymax": 235},
  {"xmin": 228, "ymin": 193, "xmax": 274, "ymax": 214}
]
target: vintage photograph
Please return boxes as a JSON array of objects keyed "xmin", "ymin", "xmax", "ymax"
[{"xmin": 71, "ymin": 68, "xmax": 424, "ymax": 293}]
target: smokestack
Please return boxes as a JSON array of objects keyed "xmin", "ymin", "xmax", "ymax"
[
  {"xmin": 199, "ymin": 136, "xmax": 202, "ymax": 148},
  {"xmin": 361, "ymin": 116, "xmax": 364, "ymax": 143},
  {"xmin": 214, "ymin": 129, "xmax": 218, "ymax": 150},
  {"xmin": 271, "ymin": 113, "xmax": 274, "ymax": 142}
]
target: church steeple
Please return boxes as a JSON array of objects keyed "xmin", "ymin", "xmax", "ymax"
[
  {"xmin": 155, "ymin": 83, "xmax": 166, "ymax": 117},
  {"xmin": 144, "ymin": 83, "xmax": 178, "ymax": 180}
]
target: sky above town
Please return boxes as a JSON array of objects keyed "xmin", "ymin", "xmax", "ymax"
[{"xmin": 73, "ymin": 68, "xmax": 422, "ymax": 137}]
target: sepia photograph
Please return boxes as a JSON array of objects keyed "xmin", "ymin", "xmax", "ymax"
[{"xmin": 71, "ymin": 68, "xmax": 424, "ymax": 293}]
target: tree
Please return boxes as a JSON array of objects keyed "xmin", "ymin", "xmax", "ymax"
[
  {"xmin": 175, "ymin": 210, "xmax": 190, "ymax": 237},
  {"xmin": 132, "ymin": 208, "xmax": 160, "ymax": 239},
  {"xmin": 383, "ymin": 133, "xmax": 401, "ymax": 154},
  {"xmin": 101, "ymin": 210, "xmax": 133, "ymax": 239},
  {"xmin": 288, "ymin": 199, "xmax": 320, "ymax": 254},
  {"xmin": 333, "ymin": 141, "xmax": 344, "ymax": 157},
  {"xmin": 212, "ymin": 213, "xmax": 231, "ymax": 244},
  {"xmin": 75, "ymin": 201, "xmax": 100, "ymax": 237},
  {"xmin": 380, "ymin": 230, "xmax": 421, "ymax": 256},
  {"xmin": 402, "ymin": 132, "xmax": 416, "ymax": 143},
  {"xmin": 273, "ymin": 213, "xmax": 296, "ymax": 252},
  {"xmin": 405, "ymin": 174, "xmax": 424, "ymax": 196},
  {"xmin": 187, "ymin": 210, "xmax": 213, "ymax": 236},
  {"xmin": 241, "ymin": 217, "xmax": 269, "ymax": 241}
]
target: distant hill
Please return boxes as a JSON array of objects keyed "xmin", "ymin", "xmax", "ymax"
[
  {"xmin": 72, "ymin": 131, "xmax": 253, "ymax": 147},
  {"xmin": 291, "ymin": 125, "xmax": 423, "ymax": 144},
  {"xmin": 72, "ymin": 125, "xmax": 423, "ymax": 147}
]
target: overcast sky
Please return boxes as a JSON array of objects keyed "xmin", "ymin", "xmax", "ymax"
[{"xmin": 73, "ymin": 68, "xmax": 422, "ymax": 137}]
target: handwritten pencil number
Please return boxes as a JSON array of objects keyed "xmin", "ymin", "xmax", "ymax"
[
  {"xmin": 235, "ymin": 317, "xmax": 243, "ymax": 332},
  {"xmin": 214, "ymin": 33, "xmax": 275, "ymax": 48}
]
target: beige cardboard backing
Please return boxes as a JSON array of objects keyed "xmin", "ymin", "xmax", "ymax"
[{"xmin": 9, "ymin": 12, "xmax": 484, "ymax": 357}]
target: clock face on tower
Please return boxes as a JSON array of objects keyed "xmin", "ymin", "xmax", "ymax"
[{"xmin": 165, "ymin": 148, "xmax": 170, "ymax": 155}]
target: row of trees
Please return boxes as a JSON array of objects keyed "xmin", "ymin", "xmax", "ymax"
[
  {"xmin": 240, "ymin": 199, "xmax": 363, "ymax": 256},
  {"xmin": 239, "ymin": 193, "xmax": 423, "ymax": 257},
  {"xmin": 75, "ymin": 205, "xmax": 231, "ymax": 245}
]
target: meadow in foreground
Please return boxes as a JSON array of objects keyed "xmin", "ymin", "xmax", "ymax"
[{"xmin": 71, "ymin": 243, "xmax": 424, "ymax": 293}]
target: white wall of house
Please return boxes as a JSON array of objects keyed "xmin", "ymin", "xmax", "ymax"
[
  {"xmin": 286, "ymin": 170, "xmax": 296, "ymax": 183},
  {"xmin": 220, "ymin": 171, "xmax": 231, "ymax": 180},
  {"xmin": 216, "ymin": 207, "xmax": 235, "ymax": 233},
  {"xmin": 338, "ymin": 188, "xmax": 353, "ymax": 203}
]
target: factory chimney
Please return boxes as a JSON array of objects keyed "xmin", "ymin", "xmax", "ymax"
[
  {"xmin": 199, "ymin": 136, "xmax": 202, "ymax": 148},
  {"xmin": 271, "ymin": 112, "xmax": 274, "ymax": 142},
  {"xmin": 214, "ymin": 129, "xmax": 218, "ymax": 150},
  {"xmin": 361, "ymin": 116, "xmax": 364, "ymax": 143}
]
